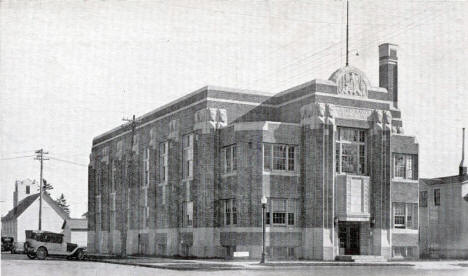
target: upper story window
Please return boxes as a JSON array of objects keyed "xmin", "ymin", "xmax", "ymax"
[
  {"xmin": 263, "ymin": 143, "xmax": 296, "ymax": 172},
  {"xmin": 419, "ymin": 191, "xmax": 428, "ymax": 207},
  {"xmin": 143, "ymin": 148, "xmax": 150, "ymax": 186},
  {"xmin": 336, "ymin": 127, "xmax": 367, "ymax": 175},
  {"xmin": 159, "ymin": 142, "xmax": 168, "ymax": 183},
  {"xmin": 26, "ymin": 185, "xmax": 30, "ymax": 194},
  {"xmin": 222, "ymin": 144, "xmax": 237, "ymax": 174},
  {"xmin": 434, "ymin": 188, "xmax": 440, "ymax": 206},
  {"xmin": 182, "ymin": 134, "xmax": 194, "ymax": 179},
  {"xmin": 393, "ymin": 202, "xmax": 417, "ymax": 229},
  {"xmin": 111, "ymin": 160, "xmax": 117, "ymax": 192},
  {"xmin": 393, "ymin": 153, "xmax": 417, "ymax": 180}
]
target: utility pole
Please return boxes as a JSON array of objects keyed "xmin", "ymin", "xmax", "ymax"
[
  {"xmin": 35, "ymin": 149, "xmax": 49, "ymax": 230},
  {"xmin": 121, "ymin": 115, "xmax": 140, "ymax": 257}
]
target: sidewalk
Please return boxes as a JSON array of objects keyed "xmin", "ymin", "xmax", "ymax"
[{"xmin": 86, "ymin": 254, "xmax": 428, "ymax": 271}]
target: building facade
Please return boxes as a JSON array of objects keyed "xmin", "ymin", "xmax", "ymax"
[
  {"xmin": 419, "ymin": 131, "xmax": 468, "ymax": 259},
  {"xmin": 88, "ymin": 43, "xmax": 419, "ymax": 260}
]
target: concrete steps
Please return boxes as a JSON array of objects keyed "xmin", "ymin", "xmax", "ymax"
[{"xmin": 335, "ymin": 255, "xmax": 387, "ymax": 262}]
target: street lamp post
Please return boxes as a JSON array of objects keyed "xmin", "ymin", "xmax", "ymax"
[{"xmin": 260, "ymin": 196, "xmax": 267, "ymax": 264}]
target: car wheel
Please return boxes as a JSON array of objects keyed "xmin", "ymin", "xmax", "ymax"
[
  {"xmin": 76, "ymin": 249, "xmax": 85, "ymax": 261},
  {"xmin": 36, "ymin": 247, "xmax": 47, "ymax": 260},
  {"xmin": 27, "ymin": 252, "xmax": 37, "ymax": 259}
]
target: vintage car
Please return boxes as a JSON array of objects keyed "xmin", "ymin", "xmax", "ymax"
[
  {"xmin": 1, "ymin": 236, "xmax": 14, "ymax": 252},
  {"xmin": 24, "ymin": 230, "xmax": 86, "ymax": 260}
]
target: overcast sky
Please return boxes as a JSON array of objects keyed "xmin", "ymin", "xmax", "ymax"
[{"xmin": 1, "ymin": 0, "xmax": 467, "ymax": 218}]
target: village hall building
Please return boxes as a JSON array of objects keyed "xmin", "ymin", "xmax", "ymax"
[{"xmin": 88, "ymin": 43, "xmax": 420, "ymax": 260}]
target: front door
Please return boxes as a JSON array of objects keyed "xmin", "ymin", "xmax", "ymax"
[{"xmin": 338, "ymin": 222, "xmax": 360, "ymax": 255}]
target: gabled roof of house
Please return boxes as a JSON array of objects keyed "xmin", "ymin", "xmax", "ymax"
[
  {"xmin": 420, "ymin": 174, "xmax": 468, "ymax": 186},
  {"xmin": 1, "ymin": 192, "xmax": 70, "ymax": 222},
  {"xmin": 1, "ymin": 193, "xmax": 40, "ymax": 222}
]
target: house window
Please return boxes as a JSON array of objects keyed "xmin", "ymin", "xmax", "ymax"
[
  {"xmin": 182, "ymin": 201, "xmax": 193, "ymax": 227},
  {"xmin": 393, "ymin": 202, "xmax": 417, "ymax": 229},
  {"xmin": 159, "ymin": 142, "xmax": 168, "ymax": 183},
  {"xmin": 269, "ymin": 199, "xmax": 297, "ymax": 226},
  {"xmin": 420, "ymin": 191, "xmax": 428, "ymax": 207},
  {"xmin": 393, "ymin": 153, "xmax": 417, "ymax": 180},
  {"xmin": 222, "ymin": 199, "xmax": 237, "ymax": 226},
  {"xmin": 182, "ymin": 134, "xmax": 193, "ymax": 179},
  {"xmin": 143, "ymin": 148, "xmax": 150, "ymax": 186},
  {"xmin": 222, "ymin": 145, "xmax": 237, "ymax": 174},
  {"xmin": 336, "ymin": 127, "xmax": 367, "ymax": 175},
  {"xmin": 263, "ymin": 144, "xmax": 296, "ymax": 172},
  {"xmin": 434, "ymin": 189, "xmax": 440, "ymax": 206},
  {"xmin": 26, "ymin": 185, "xmax": 30, "ymax": 194}
]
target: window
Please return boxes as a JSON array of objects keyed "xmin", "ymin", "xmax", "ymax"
[
  {"xmin": 222, "ymin": 145, "xmax": 237, "ymax": 174},
  {"xmin": 142, "ymin": 186, "xmax": 149, "ymax": 228},
  {"xmin": 222, "ymin": 199, "xmax": 237, "ymax": 226},
  {"xmin": 336, "ymin": 127, "xmax": 367, "ymax": 175},
  {"xmin": 110, "ymin": 192, "xmax": 116, "ymax": 230},
  {"xmin": 96, "ymin": 195, "xmax": 101, "ymax": 231},
  {"xmin": 159, "ymin": 142, "xmax": 168, "ymax": 182},
  {"xmin": 26, "ymin": 185, "xmax": 30, "ymax": 194},
  {"xmin": 393, "ymin": 153, "xmax": 417, "ymax": 180},
  {"xmin": 182, "ymin": 134, "xmax": 193, "ymax": 179},
  {"xmin": 143, "ymin": 148, "xmax": 150, "ymax": 186},
  {"xmin": 263, "ymin": 144, "xmax": 296, "ymax": 172},
  {"xmin": 111, "ymin": 160, "xmax": 117, "ymax": 192},
  {"xmin": 269, "ymin": 199, "xmax": 297, "ymax": 226},
  {"xmin": 393, "ymin": 202, "xmax": 417, "ymax": 229},
  {"xmin": 434, "ymin": 189, "xmax": 440, "ymax": 206},
  {"xmin": 162, "ymin": 185, "xmax": 166, "ymax": 205},
  {"xmin": 393, "ymin": 203, "xmax": 405, "ymax": 228},
  {"xmin": 420, "ymin": 191, "xmax": 428, "ymax": 207},
  {"xmin": 182, "ymin": 201, "xmax": 193, "ymax": 227}
]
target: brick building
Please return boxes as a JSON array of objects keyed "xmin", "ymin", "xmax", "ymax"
[{"xmin": 88, "ymin": 43, "xmax": 419, "ymax": 260}]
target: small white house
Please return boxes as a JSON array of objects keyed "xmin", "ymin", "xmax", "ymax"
[{"xmin": 1, "ymin": 192, "xmax": 70, "ymax": 242}]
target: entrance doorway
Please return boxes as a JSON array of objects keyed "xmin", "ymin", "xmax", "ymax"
[{"xmin": 338, "ymin": 222, "xmax": 360, "ymax": 255}]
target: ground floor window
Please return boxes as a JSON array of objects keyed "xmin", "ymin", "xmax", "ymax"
[
  {"xmin": 393, "ymin": 246, "xmax": 415, "ymax": 258},
  {"xmin": 266, "ymin": 198, "xmax": 297, "ymax": 226},
  {"xmin": 267, "ymin": 247, "xmax": 296, "ymax": 258},
  {"xmin": 222, "ymin": 199, "xmax": 237, "ymax": 226},
  {"xmin": 392, "ymin": 202, "xmax": 417, "ymax": 229}
]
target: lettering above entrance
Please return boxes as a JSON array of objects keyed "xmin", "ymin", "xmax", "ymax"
[{"xmin": 329, "ymin": 66, "xmax": 370, "ymax": 98}]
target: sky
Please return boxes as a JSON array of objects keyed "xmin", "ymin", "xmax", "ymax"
[{"xmin": 1, "ymin": 0, "xmax": 467, "ymax": 218}]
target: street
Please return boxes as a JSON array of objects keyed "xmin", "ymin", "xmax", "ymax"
[{"xmin": 2, "ymin": 253, "xmax": 468, "ymax": 276}]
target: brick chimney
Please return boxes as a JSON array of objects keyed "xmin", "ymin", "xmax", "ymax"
[
  {"xmin": 460, "ymin": 128, "xmax": 467, "ymax": 176},
  {"xmin": 379, "ymin": 43, "xmax": 398, "ymax": 108}
]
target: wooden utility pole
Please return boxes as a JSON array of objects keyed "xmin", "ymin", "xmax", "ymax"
[
  {"xmin": 35, "ymin": 149, "xmax": 48, "ymax": 230},
  {"xmin": 121, "ymin": 115, "xmax": 139, "ymax": 257}
]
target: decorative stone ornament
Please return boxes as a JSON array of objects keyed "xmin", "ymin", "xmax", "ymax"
[
  {"xmin": 383, "ymin": 111, "xmax": 392, "ymax": 132},
  {"xmin": 370, "ymin": 109, "xmax": 383, "ymax": 133},
  {"xmin": 325, "ymin": 104, "xmax": 336, "ymax": 126},
  {"xmin": 329, "ymin": 66, "xmax": 370, "ymax": 98},
  {"xmin": 100, "ymin": 146, "xmax": 109, "ymax": 164},
  {"xmin": 300, "ymin": 102, "xmax": 329, "ymax": 129},
  {"xmin": 168, "ymin": 119, "xmax": 180, "ymax": 141},
  {"xmin": 193, "ymin": 108, "xmax": 228, "ymax": 134}
]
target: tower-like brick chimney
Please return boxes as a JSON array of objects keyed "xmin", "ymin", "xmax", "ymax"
[
  {"xmin": 460, "ymin": 128, "xmax": 467, "ymax": 176},
  {"xmin": 379, "ymin": 43, "xmax": 398, "ymax": 108}
]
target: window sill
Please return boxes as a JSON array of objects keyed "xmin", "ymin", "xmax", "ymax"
[
  {"xmin": 263, "ymin": 171, "xmax": 298, "ymax": 176},
  {"xmin": 392, "ymin": 228, "xmax": 418, "ymax": 234},
  {"xmin": 392, "ymin": 178, "xmax": 418, "ymax": 183}
]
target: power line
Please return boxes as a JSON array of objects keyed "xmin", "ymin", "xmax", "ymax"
[
  {"xmin": 49, "ymin": 156, "xmax": 88, "ymax": 167},
  {"xmin": 0, "ymin": 155, "xmax": 36, "ymax": 160}
]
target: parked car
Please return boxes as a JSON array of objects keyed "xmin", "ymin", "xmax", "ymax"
[
  {"xmin": 1, "ymin": 237, "xmax": 14, "ymax": 252},
  {"xmin": 11, "ymin": 242, "xmax": 25, "ymax": 254},
  {"xmin": 24, "ymin": 230, "xmax": 86, "ymax": 260}
]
